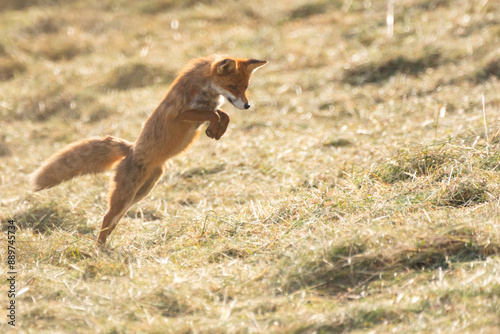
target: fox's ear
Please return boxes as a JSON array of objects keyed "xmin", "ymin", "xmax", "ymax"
[
  {"xmin": 246, "ymin": 59, "xmax": 268, "ymax": 73},
  {"xmin": 216, "ymin": 59, "xmax": 237, "ymax": 75}
]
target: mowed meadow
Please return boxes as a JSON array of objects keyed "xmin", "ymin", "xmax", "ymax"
[{"xmin": 1, "ymin": 0, "xmax": 500, "ymax": 332}]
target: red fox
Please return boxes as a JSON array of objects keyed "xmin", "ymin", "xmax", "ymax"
[{"xmin": 31, "ymin": 55, "xmax": 267, "ymax": 245}]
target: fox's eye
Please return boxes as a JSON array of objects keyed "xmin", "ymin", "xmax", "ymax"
[{"xmin": 231, "ymin": 85, "xmax": 238, "ymax": 91}]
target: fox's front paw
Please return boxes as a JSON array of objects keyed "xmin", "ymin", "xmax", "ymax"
[
  {"xmin": 205, "ymin": 127, "xmax": 216, "ymax": 139},
  {"xmin": 205, "ymin": 112, "xmax": 219, "ymax": 138},
  {"xmin": 214, "ymin": 110, "xmax": 230, "ymax": 140}
]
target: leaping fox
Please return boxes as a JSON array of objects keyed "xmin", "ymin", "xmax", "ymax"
[{"xmin": 31, "ymin": 55, "xmax": 268, "ymax": 245}]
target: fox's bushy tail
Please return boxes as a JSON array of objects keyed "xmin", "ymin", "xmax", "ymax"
[{"xmin": 32, "ymin": 136, "xmax": 133, "ymax": 191}]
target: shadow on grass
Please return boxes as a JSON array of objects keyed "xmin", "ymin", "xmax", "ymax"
[
  {"xmin": 294, "ymin": 308, "xmax": 401, "ymax": 334},
  {"xmin": 0, "ymin": 56, "xmax": 26, "ymax": 81},
  {"xmin": 10, "ymin": 86, "xmax": 114, "ymax": 122},
  {"xmin": 276, "ymin": 229, "xmax": 500, "ymax": 333},
  {"xmin": 139, "ymin": 287, "xmax": 197, "ymax": 318},
  {"xmin": 1, "ymin": 203, "xmax": 91, "ymax": 234},
  {"xmin": 0, "ymin": 0, "xmax": 50, "ymax": 11},
  {"xmin": 280, "ymin": 229, "xmax": 499, "ymax": 296},
  {"xmin": 208, "ymin": 248, "xmax": 250, "ymax": 263},
  {"xmin": 371, "ymin": 142, "xmax": 500, "ymax": 207},
  {"xmin": 288, "ymin": 1, "xmax": 343, "ymax": 20},
  {"xmin": 125, "ymin": 209, "xmax": 162, "ymax": 221},
  {"xmin": 474, "ymin": 59, "xmax": 500, "ymax": 82},
  {"xmin": 343, "ymin": 53, "xmax": 444, "ymax": 86},
  {"xmin": 415, "ymin": 0, "xmax": 452, "ymax": 10},
  {"xmin": 103, "ymin": 62, "xmax": 176, "ymax": 91},
  {"xmin": 180, "ymin": 163, "xmax": 226, "ymax": 179}
]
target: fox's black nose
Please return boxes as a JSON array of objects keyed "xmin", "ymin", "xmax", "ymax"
[{"xmin": 244, "ymin": 103, "xmax": 250, "ymax": 109}]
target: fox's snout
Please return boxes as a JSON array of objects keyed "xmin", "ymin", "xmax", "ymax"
[
  {"xmin": 231, "ymin": 97, "xmax": 250, "ymax": 110},
  {"xmin": 227, "ymin": 96, "xmax": 251, "ymax": 110}
]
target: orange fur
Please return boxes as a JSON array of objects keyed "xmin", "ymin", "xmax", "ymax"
[
  {"xmin": 32, "ymin": 55, "xmax": 267, "ymax": 246},
  {"xmin": 31, "ymin": 136, "xmax": 132, "ymax": 191}
]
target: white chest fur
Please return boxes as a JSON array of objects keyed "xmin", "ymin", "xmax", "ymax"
[{"xmin": 190, "ymin": 83, "xmax": 224, "ymax": 111}]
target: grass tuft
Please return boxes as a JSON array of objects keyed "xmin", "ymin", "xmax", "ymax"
[
  {"xmin": 434, "ymin": 175, "xmax": 491, "ymax": 207},
  {"xmin": 2, "ymin": 201, "xmax": 87, "ymax": 234},
  {"xmin": 373, "ymin": 145, "xmax": 458, "ymax": 183},
  {"xmin": 279, "ymin": 230, "xmax": 499, "ymax": 295},
  {"xmin": 9, "ymin": 85, "xmax": 111, "ymax": 122},
  {"xmin": 19, "ymin": 34, "xmax": 90, "ymax": 61},
  {"xmin": 103, "ymin": 62, "xmax": 175, "ymax": 91}
]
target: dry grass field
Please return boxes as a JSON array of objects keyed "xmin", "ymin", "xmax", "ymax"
[{"xmin": 1, "ymin": 0, "xmax": 500, "ymax": 332}]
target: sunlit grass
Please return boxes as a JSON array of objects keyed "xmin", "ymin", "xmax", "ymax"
[{"xmin": 1, "ymin": 0, "xmax": 500, "ymax": 332}]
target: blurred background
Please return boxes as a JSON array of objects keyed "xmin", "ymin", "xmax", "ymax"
[
  {"xmin": 1, "ymin": 0, "xmax": 500, "ymax": 332},
  {"xmin": 2, "ymin": 0, "xmax": 499, "ymax": 183},
  {"xmin": 1, "ymin": 0, "xmax": 499, "ymax": 136}
]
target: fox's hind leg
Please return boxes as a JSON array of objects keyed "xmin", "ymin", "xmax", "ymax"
[
  {"xmin": 97, "ymin": 193, "xmax": 132, "ymax": 246},
  {"xmin": 131, "ymin": 165, "xmax": 165, "ymax": 205},
  {"xmin": 98, "ymin": 165, "xmax": 164, "ymax": 244},
  {"xmin": 97, "ymin": 156, "xmax": 161, "ymax": 245}
]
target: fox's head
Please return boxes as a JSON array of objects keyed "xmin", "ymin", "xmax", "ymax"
[{"xmin": 210, "ymin": 58, "xmax": 268, "ymax": 110}]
